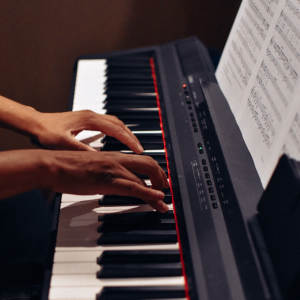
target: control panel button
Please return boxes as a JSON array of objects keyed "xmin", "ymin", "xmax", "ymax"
[
  {"xmin": 194, "ymin": 128, "xmax": 198, "ymax": 132},
  {"xmin": 212, "ymin": 203, "xmax": 218, "ymax": 209},
  {"xmin": 205, "ymin": 173, "xmax": 210, "ymax": 178},
  {"xmin": 203, "ymin": 166, "xmax": 208, "ymax": 171},
  {"xmin": 207, "ymin": 180, "xmax": 212, "ymax": 185},
  {"xmin": 209, "ymin": 187, "xmax": 214, "ymax": 193},
  {"xmin": 202, "ymin": 159, "xmax": 207, "ymax": 165},
  {"xmin": 210, "ymin": 195, "xmax": 216, "ymax": 201}
]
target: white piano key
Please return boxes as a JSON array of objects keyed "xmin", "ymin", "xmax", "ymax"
[
  {"xmin": 123, "ymin": 107, "xmax": 159, "ymax": 111},
  {"xmin": 73, "ymin": 59, "xmax": 107, "ymax": 116},
  {"xmin": 131, "ymin": 130, "xmax": 162, "ymax": 134},
  {"xmin": 50, "ymin": 273, "xmax": 184, "ymax": 287},
  {"xmin": 49, "ymin": 286, "xmax": 100, "ymax": 300},
  {"xmin": 121, "ymin": 149, "xmax": 165, "ymax": 154},
  {"xmin": 61, "ymin": 194, "xmax": 101, "ymax": 203},
  {"xmin": 53, "ymin": 243, "xmax": 180, "ymax": 262},
  {"xmin": 52, "ymin": 262, "xmax": 99, "ymax": 274}
]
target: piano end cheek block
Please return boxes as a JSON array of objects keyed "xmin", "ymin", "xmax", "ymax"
[{"xmin": 257, "ymin": 154, "xmax": 300, "ymax": 299}]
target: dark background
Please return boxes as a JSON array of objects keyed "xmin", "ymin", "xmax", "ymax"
[{"xmin": 0, "ymin": 0, "xmax": 241, "ymax": 150}]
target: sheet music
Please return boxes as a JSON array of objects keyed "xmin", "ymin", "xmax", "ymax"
[{"xmin": 216, "ymin": 0, "xmax": 300, "ymax": 187}]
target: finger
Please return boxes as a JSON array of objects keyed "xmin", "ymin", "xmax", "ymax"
[
  {"xmin": 65, "ymin": 137, "xmax": 97, "ymax": 152},
  {"xmin": 111, "ymin": 178, "xmax": 169, "ymax": 213},
  {"xmin": 99, "ymin": 115, "xmax": 144, "ymax": 154},
  {"xmin": 119, "ymin": 154, "xmax": 168, "ymax": 191}
]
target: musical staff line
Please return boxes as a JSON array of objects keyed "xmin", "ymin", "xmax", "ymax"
[
  {"xmin": 289, "ymin": 114, "xmax": 300, "ymax": 152},
  {"xmin": 261, "ymin": 61, "xmax": 289, "ymax": 107},
  {"xmin": 259, "ymin": 0, "xmax": 274, "ymax": 17},
  {"xmin": 276, "ymin": 10, "xmax": 300, "ymax": 63},
  {"xmin": 268, "ymin": 38, "xmax": 297, "ymax": 92},
  {"xmin": 245, "ymin": 7, "xmax": 267, "ymax": 40},
  {"xmin": 241, "ymin": 16, "xmax": 262, "ymax": 51},
  {"xmin": 287, "ymin": 0, "xmax": 300, "ymax": 20},
  {"xmin": 256, "ymin": 72, "xmax": 282, "ymax": 122},
  {"xmin": 237, "ymin": 26, "xmax": 257, "ymax": 64},
  {"xmin": 249, "ymin": 0, "xmax": 270, "ymax": 31},
  {"xmin": 232, "ymin": 40, "xmax": 252, "ymax": 78},
  {"xmin": 229, "ymin": 50, "xmax": 248, "ymax": 87},
  {"xmin": 247, "ymin": 87, "xmax": 276, "ymax": 148}
]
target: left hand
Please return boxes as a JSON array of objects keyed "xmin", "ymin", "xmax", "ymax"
[{"xmin": 34, "ymin": 110, "xmax": 144, "ymax": 153}]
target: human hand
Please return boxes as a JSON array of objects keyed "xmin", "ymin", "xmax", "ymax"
[
  {"xmin": 47, "ymin": 151, "xmax": 169, "ymax": 212},
  {"xmin": 33, "ymin": 110, "xmax": 144, "ymax": 153}
]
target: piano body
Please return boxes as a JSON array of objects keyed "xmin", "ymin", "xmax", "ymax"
[{"xmin": 44, "ymin": 38, "xmax": 267, "ymax": 300}]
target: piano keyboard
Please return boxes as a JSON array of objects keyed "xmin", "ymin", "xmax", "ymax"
[{"xmin": 48, "ymin": 54, "xmax": 188, "ymax": 300}]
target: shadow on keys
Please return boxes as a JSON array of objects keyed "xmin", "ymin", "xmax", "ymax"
[{"xmin": 57, "ymin": 195, "xmax": 170, "ymax": 248}]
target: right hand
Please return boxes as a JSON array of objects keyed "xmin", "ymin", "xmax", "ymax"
[{"xmin": 48, "ymin": 151, "xmax": 169, "ymax": 213}]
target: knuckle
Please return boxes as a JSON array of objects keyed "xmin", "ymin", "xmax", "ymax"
[
  {"xmin": 114, "ymin": 124, "xmax": 125, "ymax": 132},
  {"xmin": 109, "ymin": 115, "xmax": 123, "ymax": 124},
  {"xmin": 145, "ymin": 156, "xmax": 159, "ymax": 169},
  {"xmin": 126, "ymin": 181, "xmax": 140, "ymax": 195},
  {"xmin": 77, "ymin": 110, "xmax": 97, "ymax": 125}
]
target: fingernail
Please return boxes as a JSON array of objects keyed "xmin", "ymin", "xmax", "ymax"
[
  {"xmin": 157, "ymin": 200, "xmax": 169, "ymax": 213},
  {"xmin": 164, "ymin": 178, "xmax": 169, "ymax": 188},
  {"xmin": 137, "ymin": 143, "xmax": 144, "ymax": 152}
]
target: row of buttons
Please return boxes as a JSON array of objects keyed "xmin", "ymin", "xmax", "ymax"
[
  {"xmin": 190, "ymin": 112, "xmax": 198, "ymax": 132},
  {"xmin": 183, "ymin": 85, "xmax": 199, "ymax": 133},
  {"xmin": 201, "ymin": 158, "xmax": 218, "ymax": 209}
]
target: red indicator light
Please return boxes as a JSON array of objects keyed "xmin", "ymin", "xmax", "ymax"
[{"xmin": 183, "ymin": 84, "xmax": 187, "ymax": 89}]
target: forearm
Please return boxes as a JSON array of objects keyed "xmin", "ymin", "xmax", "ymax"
[
  {"xmin": 0, "ymin": 149, "xmax": 51, "ymax": 200},
  {"xmin": 0, "ymin": 95, "xmax": 42, "ymax": 138}
]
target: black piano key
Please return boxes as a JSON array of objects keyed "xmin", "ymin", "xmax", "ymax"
[
  {"xmin": 97, "ymin": 262, "xmax": 182, "ymax": 278},
  {"xmin": 105, "ymin": 80, "xmax": 154, "ymax": 87},
  {"xmin": 97, "ymin": 230, "xmax": 178, "ymax": 245},
  {"xmin": 98, "ymin": 217, "xmax": 176, "ymax": 232},
  {"xmin": 98, "ymin": 210, "xmax": 174, "ymax": 222},
  {"xmin": 102, "ymin": 143, "xmax": 163, "ymax": 151},
  {"xmin": 106, "ymin": 56, "xmax": 152, "ymax": 64},
  {"xmin": 104, "ymin": 104, "xmax": 157, "ymax": 111},
  {"xmin": 125, "ymin": 123, "xmax": 161, "ymax": 131},
  {"xmin": 105, "ymin": 116, "xmax": 160, "ymax": 125},
  {"xmin": 104, "ymin": 74, "xmax": 154, "ymax": 81},
  {"xmin": 105, "ymin": 85, "xmax": 155, "ymax": 93},
  {"xmin": 98, "ymin": 221, "xmax": 176, "ymax": 233},
  {"xmin": 105, "ymin": 110, "xmax": 159, "ymax": 119},
  {"xmin": 139, "ymin": 153, "xmax": 166, "ymax": 163},
  {"xmin": 134, "ymin": 172, "xmax": 169, "ymax": 180},
  {"xmin": 106, "ymin": 63, "xmax": 151, "ymax": 69},
  {"xmin": 103, "ymin": 134, "xmax": 162, "ymax": 144},
  {"xmin": 97, "ymin": 286, "xmax": 186, "ymax": 300},
  {"xmin": 99, "ymin": 195, "xmax": 144, "ymax": 205},
  {"xmin": 106, "ymin": 70, "xmax": 152, "ymax": 77},
  {"xmin": 104, "ymin": 95, "xmax": 156, "ymax": 102},
  {"xmin": 106, "ymin": 62, "xmax": 151, "ymax": 68},
  {"xmin": 99, "ymin": 194, "xmax": 172, "ymax": 205},
  {"xmin": 97, "ymin": 250, "xmax": 180, "ymax": 264},
  {"xmin": 104, "ymin": 101, "xmax": 157, "ymax": 110}
]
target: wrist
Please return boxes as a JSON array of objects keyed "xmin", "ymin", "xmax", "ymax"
[
  {"xmin": 0, "ymin": 149, "xmax": 55, "ymax": 200},
  {"xmin": 0, "ymin": 95, "xmax": 43, "ymax": 138}
]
